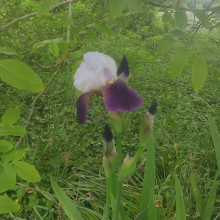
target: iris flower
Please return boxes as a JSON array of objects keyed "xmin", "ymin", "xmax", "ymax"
[{"xmin": 74, "ymin": 52, "xmax": 143, "ymax": 124}]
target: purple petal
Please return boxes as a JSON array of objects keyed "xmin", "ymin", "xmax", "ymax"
[
  {"xmin": 117, "ymin": 55, "xmax": 129, "ymax": 82},
  {"xmin": 77, "ymin": 91, "xmax": 94, "ymax": 124},
  {"xmin": 102, "ymin": 79, "xmax": 143, "ymax": 112}
]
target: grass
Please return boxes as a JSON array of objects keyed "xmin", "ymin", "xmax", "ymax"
[{"xmin": 1, "ymin": 9, "xmax": 220, "ymax": 219}]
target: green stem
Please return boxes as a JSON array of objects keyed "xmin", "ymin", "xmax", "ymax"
[
  {"xmin": 112, "ymin": 180, "xmax": 123, "ymax": 220},
  {"xmin": 117, "ymin": 132, "xmax": 122, "ymax": 168},
  {"xmin": 134, "ymin": 144, "xmax": 144, "ymax": 163},
  {"xmin": 104, "ymin": 177, "xmax": 111, "ymax": 220}
]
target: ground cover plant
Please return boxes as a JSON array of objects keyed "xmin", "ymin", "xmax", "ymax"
[{"xmin": 0, "ymin": 0, "xmax": 220, "ymax": 219}]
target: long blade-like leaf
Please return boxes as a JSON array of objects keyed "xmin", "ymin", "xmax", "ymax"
[
  {"xmin": 148, "ymin": 189, "xmax": 157, "ymax": 220},
  {"xmin": 51, "ymin": 177, "xmax": 84, "ymax": 220}
]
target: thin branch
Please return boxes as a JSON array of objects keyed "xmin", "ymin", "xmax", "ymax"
[
  {"xmin": 66, "ymin": 2, "xmax": 72, "ymax": 43},
  {"xmin": 31, "ymin": 59, "xmax": 65, "ymax": 69},
  {"xmin": 15, "ymin": 66, "xmax": 61, "ymax": 147},
  {"xmin": 0, "ymin": 0, "xmax": 79, "ymax": 31}
]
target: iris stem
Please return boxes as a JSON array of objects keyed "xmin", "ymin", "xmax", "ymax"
[
  {"xmin": 117, "ymin": 132, "xmax": 122, "ymax": 168},
  {"xmin": 112, "ymin": 180, "xmax": 124, "ymax": 220},
  {"xmin": 103, "ymin": 177, "xmax": 111, "ymax": 220}
]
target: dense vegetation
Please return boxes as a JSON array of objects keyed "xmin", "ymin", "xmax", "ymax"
[{"xmin": 0, "ymin": 0, "xmax": 220, "ymax": 219}]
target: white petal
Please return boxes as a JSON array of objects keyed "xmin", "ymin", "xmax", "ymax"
[{"xmin": 74, "ymin": 52, "xmax": 117, "ymax": 93}]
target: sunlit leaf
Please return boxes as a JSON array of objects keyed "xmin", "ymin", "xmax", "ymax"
[
  {"xmin": 0, "ymin": 48, "xmax": 17, "ymax": 55},
  {"xmin": 2, "ymin": 107, "xmax": 20, "ymax": 125},
  {"xmin": 110, "ymin": 0, "xmax": 126, "ymax": 19},
  {"xmin": 0, "ymin": 195, "xmax": 20, "ymax": 214},
  {"xmin": 162, "ymin": 12, "xmax": 172, "ymax": 23},
  {"xmin": 157, "ymin": 36, "xmax": 175, "ymax": 53},
  {"xmin": 192, "ymin": 10, "xmax": 209, "ymax": 27},
  {"xmin": 95, "ymin": 23, "xmax": 113, "ymax": 35},
  {"xmin": 60, "ymin": 14, "xmax": 73, "ymax": 27},
  {"xmin": 51, "ymin": 177, "xmax": 84, "ymax": 220},
  {"xmin": 0, "ymin": 59, "xmax": 44, "ymax": 92},
  {"xmin": 191, "ymin": 56, "xmax": 208, "ymax": 94},
  {"xmin": 72, "ymin": 50, "xmax": 86, "ymax": 59},
  {"xmin": 1, "ymin": 148, "xmax": 29, "ymax": 163},
  {"xmin": 12, "ymin": 161, "xmax": 41, "ymax": 182},
  {"xmin": 37, "ymin": 0, "xmax": 59, "ymax": 17},
  {"xmin": 49, "ymin": 41, "xmax": 59, "ymax": 57},
  {"xmin": 0, "ymin": 124, "xmax": 26, "ymax": 136},
  {"xmin": 0, "ymin": 140, "xmax": 14, "ymax": 153},
  {"xmin": 170, "ymin": 47, "xmax": 190, "ymax": 77},
  {"xmin": 60, "ymin": 41, "xmax": 69, "ymax": 53},
  {"xmin": 175, "ymin": 11, "xmax": 188, "ymax": 30}
]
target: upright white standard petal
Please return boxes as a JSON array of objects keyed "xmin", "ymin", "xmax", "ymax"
[{"xmin": 74, "ymin": 52, "xmax": 117, "ymax": 93}]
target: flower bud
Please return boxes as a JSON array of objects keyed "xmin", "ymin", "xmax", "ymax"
[
  {"xmin": 118, "ymin": 154, "xmax": 136, "ymax": 181},
  {"xmin": 103, "ymin": 124, "xmax": 114, "ymax": 156}
]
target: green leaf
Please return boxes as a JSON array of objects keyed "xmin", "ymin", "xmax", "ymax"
[
  {"xmin": 95, "ymin": 23, "xmax": 113, "ymax": 35},
  {"xmin": 1, "ymin": 148, "xmax": 29, "ymax": 163},
  {"xmin": 72, "ymin": 60, "xmax": 83, "ymax": 76},
  {"xmin": 208, "ymin": 115, "xmax": 220, "ymax": 175},
  {"xmin": 2, "ymin": 107, "xmax": 20, "ymax": 125},
  {"xmin": 0, "ymin": 164, "xmax": 16, "ymax": 193},
  {"xmin": 0, "ymin": 195, "xmax": 20, "ymax": 214},
  {"xmin": 148, "ymin": 189, "xmax": 157, "ymax": 220},
  {"xmin": 190, "ymin": 174, "xmax": 205, "ymax": 219},
  {"xmin": 170, "ymin": 47, "xmax": 190, "ymax": 77},
  {"xmin": 0, "ymin": 59, "xmax": 44, "ymax": 92},
  {"xmin": 171, "ymin": 29, "xmax": 185, "ymax": 38},
  {"xmin": 183, "ymin": 39, "xmax": 195, "ymax": 47},
  {"xmin": 152, "ymin": 27, "xmax": 164, "ymax": 35},
  {"xmin": 60, "ymin": 14, "xmax": 73, "ymax": 27},
  {"xmin": 51, "ymin": 177, "xmax": 84, "ymax": 220},
  {"xmin": 33, "ymin": 39, "xmax": 52, "ymax": 52},
  {"xmin": 141, "ymin": 136, "xmax": 155, "ymax": 220},
  {"xmin": 203, "ymin": 179, "xmax": 218, "ymax": 220},
  {"xmin": 71, "ymin": 26, "xmax": 80, "ymax": 37},
  {"xmin": 86, "ymin": 23, "xmax": 96, "ymax": 28},
  {"xmin": 72, "ymin": 50, "xmax": 86, "ymax": 59},
  {"xmin": 191, "ymin": 56, "xmax": 208, "ymax": 94},
  {"xmin": 60, "ymin": 41, "xmax": 69, "ymax": 53},
  {"xmin": 175, "ymin": 11, "xmax": 188, "ymax": 30},
  {"xmin": 53, "ymin": 38, "xmax": 64, "ymax": 43},
  {"xmin": 113, "ymin": 17, "xmax": 129, "ymax": 27},
  {"xmin": 199, "ymin": 50, "xmax": 216, "ymax": 60},
  {"xmin": 0, "ymin": 48, "xmax": 17, "ymax": 55},
  {"xmin": 110, "ymin": 0, "xmax": 126, "ymax": 19},
  {"xmin": 88, "ymin": 32, "xmax": 98, "ymax": 42},
  {"xmin": 192, "ymin": 10, "xmax": 209, "ymax": 28},
  {"xmin": 0, "ymin": 140, "xmax": 14, "ymax": 153},
  {"xmin": 157, "ymin": 36, "xmax": 175, "ymax": 53},
  {"xmin": 0, "ymin": 124, "xmax": 26, "ymax": 136},
  {"xmin": 37, "ymin": 0, "xmax": 59, "ymax": 17},
  {"xmin": 79, "ymin": 30, "xmax": 88, "ymax": 35},
  {"xmin": 175, "ymin": 174, "xmax": 186, "ymax": 220},
  {"xmin": 162, "ymin": 12, "xmax": 172, "ymax": 23},
  {"xmin": 49, "ymin": 41, "xmax": 59, "ymax": 57},
  {"xmin": 12, "ymin": 161, "xmax": 41, "ymax": 182}
]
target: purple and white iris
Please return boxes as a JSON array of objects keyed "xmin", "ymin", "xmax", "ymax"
[{"xmin": 74, "ymin": 52, "xmax": 143, "ymax": 124}]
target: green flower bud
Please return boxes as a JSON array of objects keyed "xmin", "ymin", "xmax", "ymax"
[{"xmin": 109, "ymin": 111, "xmax": 124, "ymax": 133}]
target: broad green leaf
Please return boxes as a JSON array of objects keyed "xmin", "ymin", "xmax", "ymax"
[
  {"xmin": 72, "ymin": 60, "xmax": 83, "ymax": 76},
  {"xmin": 203, "ymin": 179, "xmax": 218, "ymax": 220},
  {"xmin": 72, "ymin": 50, "xmax": 86, "ymax": 59},
  {"xmin": 171, "ymin": 29, "xmax": 185, "ymax": 38},
  {"xmin": 191, "ymin": 56, "xmax": 208, "ymax": 94},
  {"xmin": 141, "ymin": 136, "xmax": 155, "ymax": 220},
  {"xmin": 183, "ymin": 39, "xmax": 195, "ymax": 47},
  {"xmin": 1, "ymin": 148, "xmax": 29, "ymax": 163},
  {"xmin": 175, "ymin": 11, "xmax": 188, "ymax": 30},
  {"xmin": 0, "ymin": 195, "xmax": 20, "ymax": 214},
  {"xmin": 86, "ymin": 23, "xmax": 96, "ymax": 28},
  {"xmin": 88, "ymin": 32, "xmax": 98, "ymax": 42},
  {"xmin": 60, "ymin": 14, "xmax": 73, "ymax": 27},
  {"xmin": 190, "ymin": 174, "xmax": 205, "ymax": 219},
  {"xmin": 192, "ymin": 10, "xmax": 209, "ymax": 28},
  {"xmin": 0, "ymin": 164, "xmax": 16, "ymax": 193},
  {"xmin": 157, "ymin": 36, "xmax": 175, "ymax": 53},
  {"xmin": 71, "ymin": 26, "xmax": 80, "ymax": 37},
  {"xmin": 60, "ymin": 41, "xmax": 69, "ymax": 53},
  {"xmin": 12, "ymin": 161, "xmax": 41, "ymax": 182},
  {"xmin": 208, "ymin": 115, "xmax": 220, "ymax": 175},
  {"xmin": 33, "ymin": 39, "xmax": 52, "ymax": 52},
  {"xmin": 162, "ymin": 12, "xmax": 172, "ymax": 23},
  {"xmin": 152, "ymin": 27, "xmax": 164, "ymax": 35},
  {"xmin": 110, "ymin": 0, "xmax": 126, "ymax": 19},
  {"xmin": 0, "ymin": 48, "xmax": 17, "ymax": 55},
  {"xmin": 175, "ymin": 174, "xmax": 186, "ymax": 220},
  {"xmin": 37, "ymin": 0, "xmax": 59, "ymax": 17},
  {"xmin": 170, "ymin": 47, "xmax": 190, "ymax": 77},
  {"xmin": 2, "ymin": 107, "xmax": 20, "ymax": 125},
  {"xmin": 53, "ymin": 38, "xmax": 64, "ymax": 43},
  {"xmin": 113, "ymin": 17, "xmax": 129, "ymax": 27},
  {"xmin": 51, "ymin": 177, "xmax": 84, "ymax": 220},
  {"xmin": 49, "ymin": 42, "xmax": 59, "ymax": 57},
  {"xmin": 79, "ymin": 30, "xmax": 88, "ymax": 35},
  {"xmin": 0, "ymin": 140, "xmax": 14, "ymax": 153},
  {"xmin": 0, "ymin": 124, "xmax": 26, "ymax": 136},
  {"xmin": 199, "ymin": 50, "xmax": 216, "ymax": 60},
  {"xmin": 0, "ymin": 59, "xmax": 44, "ymax": 92},
  {"xmin": 148, "ymin": 190, "xmax": 157, "ymax": 220},
  {"xmin": 95, "ymin": 23, "xmax": 113, "ymax": 35}
]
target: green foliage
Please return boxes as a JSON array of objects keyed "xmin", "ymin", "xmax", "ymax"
[
  {"xmin": 60, "ymin": 14, "xmax": 73, "ymax": 27},
  {"xmin": 0, "ymin": 195, "xmax": 20, "ymax": 214},
  {"xmin": 157, "ymin": 36, "xmax": 175, "ymax": 53},
  {"xmin": 49, "ymin": 41, "xmax": 59, "ymax": 57},
  {"xmin": 110, "ymin": 0, "xmax": 126, "ymax": 19},
  {"xmin": 162, "ymin": 12, "xmax": 172, "ymax": 23},
  {"xmin": 95, "ymin": 23, "xmax": 114, "ymax": 35},
  {"xmin": 175, "ymin": 11, "xmax": 188, "ymax": 30},
  {"xmin": 0, "ymin": 140, "xmax": 14, "ymax": 153},
  {"xmin": 192, "ymin": 9, "xmax": 209, "ymax": 28},
  {"xmin": 0, "ymin": 47, "xmax": 17, "ymax": 55},
  {"xmin": 2, "ymin": 107, "xmax": 20, "ymax": 125},
  {"xmin": 37, "ymin": 0, "xmax": 59, "ymax": 17}
]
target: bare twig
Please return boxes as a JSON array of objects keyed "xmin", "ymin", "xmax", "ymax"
[
  {"xmin": 31, "ymin": 59, "xmax": 65, "ymax": 69},
  {"xmin": 15, "ymin": 66, "xmax": 61, "ymax": 147},
  {"xmin": 0, "ymin": 0, "xmax": 79, "ymax": 31},
  {"xmin": 66, "ymin": 2, "xmax": 72, "ymax": 43}
]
